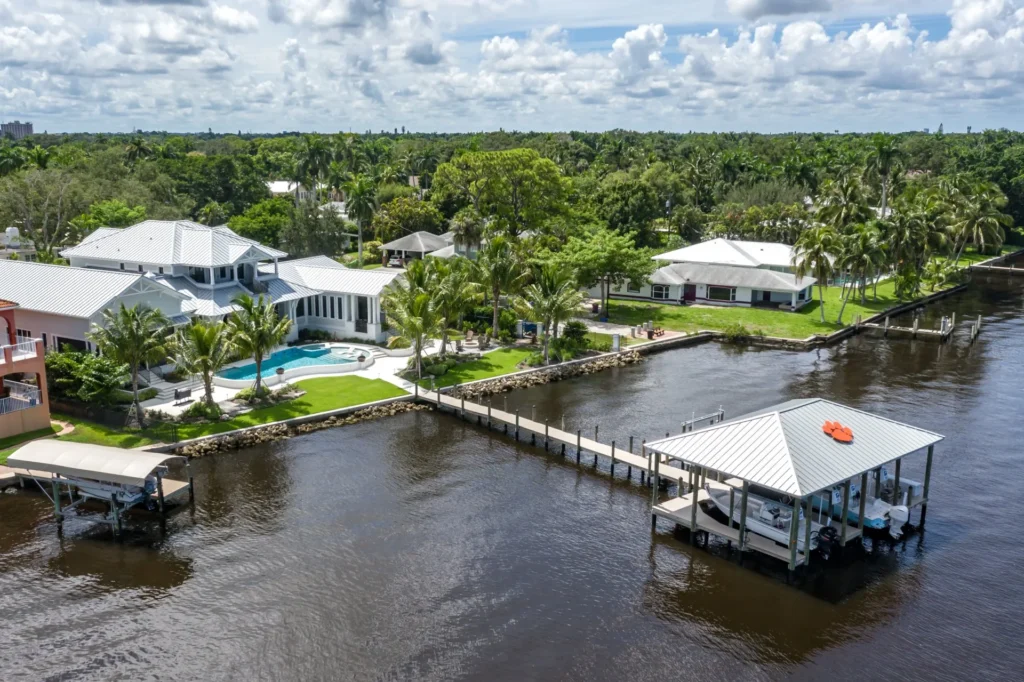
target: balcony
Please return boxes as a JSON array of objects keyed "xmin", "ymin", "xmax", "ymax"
[
  {"xmin": 0, "ymin": 338, "xmax": 41, "ymax": 367},
  {"xmin": 0, "ymin": 379, "xmax": 42, "ymax": 416}
]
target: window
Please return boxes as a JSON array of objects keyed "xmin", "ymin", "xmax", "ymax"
[
  {"xmin": 707, "ymin": 286, "xmax": 736, "ymax": 302},
  {"xmin": 138, "ymin": 264, "xmax": 143, "ymax": 272},
  {"xmin": 314, "ymin": 296, "xmax": 321, "ymax": 317},
  {"xmin": 336, "ymin": 297, "xmax": 344, "ymax": 320},
  {"xmin": 330, "ymin": 297, "xmax": 336, "ymax": 319},
  {"xmin": 627, "ymin": 283, "xmax": 642, "ymax": 294},
  {"xmin": 119, "ymin": 263, "xmax": 125, "ymax": 270},
  {"xmin": 16, "ymin": 328, "xmax": 32, "ymax": 339},
  {"xmin": 652, "ymin": 285, "xmax": 670, "ymax": 300},
  {"xmin": 297, "ymin": 299, "xmax": 305, "ymax": 317},
  {"xmin": 798, "ymin": 288, "xmax": 807, "ymax": 301},
  {"xmin": 158, "ymin": 267, "xmax": 164, "ymax": 275}
]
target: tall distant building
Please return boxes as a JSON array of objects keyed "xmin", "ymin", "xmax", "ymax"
[{"xmin": 1, "ymin": 120, "xmax": 33, "ymax": 140}]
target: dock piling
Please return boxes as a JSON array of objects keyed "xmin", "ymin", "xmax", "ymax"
[
  {"xmin": 576, "ymin": 429, "xmax": 581, "ymax": 464},
  {"xmin": 738, "ymin": 482, "xmax": 749, "ymax": 553},
  {"xmin": 641, "ymin": 439, "xmax": 647, "ymax": 485},
  {"xmin": 610, "ymin": 441, "xmax": 616, "ymax": 475},
  {"xmin": 544, "ymin": 421, "xmax": 549, "ymax": 450},
  {"xmin": 840, "ymin": 480, "xmax": 851, "ymax": 547},
  {"xmin": 157, "ymin": 474, "xmax": 166, "ymax": 515},
  {"xmin": 187, "ymin": 462, "xmax": 195, "ymax": 504},
  {"xmin": 51, "ymin": 478, "xmax": 63, "ymax": 534},
  {"xmin": 920, "ymin": 444, "xmax": 934, "ymax": 527},
  {"xmin": 515, "ymin": 410, "xmax": 520, "ymax": 440},
  {"xmin": 488, "ymin": 402, "xmax": 492, "ymax": 429},
  {"xmin": 912, "ymin": 317, "xmax": 919, "ymax": 338},
  {"xmin": 803, "ymin": 498, "xmax": 813, "ymax": 568}
]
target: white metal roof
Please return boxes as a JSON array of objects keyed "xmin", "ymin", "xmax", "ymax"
[
  {"xmin": 381, "ymin": 231, "xmax": 449, "ymax": 253},
  {"xmin": 0, "ymin": 260, "xmax": 186, "ymax": 319},
  {"xmin": 266, "ymin": 257, "xmax": 402, "ymax": 297},
  {"xmin": 651, "ymin": 262, "xmax": 815, "ymax": 293},
  {"xmin": 427, "ymin": 244, "xmax": 456, "ymax": 259},
  {"xmin": 152, "ymin": 275, "xmax": 317, "ymax": 318},
  {"xmin": 653, "ymin": 239, "xmax": 797, "ymax": 269},
  {"xmin": 6, "ymin": 440, "xmax": 185, "ymax": 487},
  {"xmin": 61, "ymin": 221, "xmax": 287, "ymax": 268},
  {"xmin": 645, "ymin": 399, "xmax": 943, "ymax": 497}
]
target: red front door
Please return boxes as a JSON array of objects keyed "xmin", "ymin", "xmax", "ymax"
[{"xmin": 683, "ymin": 284, "xmax": 697, "ymax": 302}]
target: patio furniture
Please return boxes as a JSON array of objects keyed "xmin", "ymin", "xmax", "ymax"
[{"xmin": 173, "ymin": 387, "xmax": 193, "ymax": 406}]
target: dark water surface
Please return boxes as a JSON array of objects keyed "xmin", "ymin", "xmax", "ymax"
[{"xmin": 3, "ymin": 271, "xmax": 1024, "ymax": 681}]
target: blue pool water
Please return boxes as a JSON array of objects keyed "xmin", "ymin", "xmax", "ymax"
[{"xmin": 218, "ymin": 344, "xmax": 358, "ymax": 381}]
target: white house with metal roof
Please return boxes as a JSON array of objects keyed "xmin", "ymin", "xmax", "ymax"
[
  {"xmin": 59, "ymin": 220, "xmax": 398, "ymax": 343},
  {"xmin": 602, "ymin": 238, "xmax": 816, "ymax": 311},
  {"xmin": 0, "ymin": 260, "xmax": 189, "ymax": 352},
  {"xmin": 262, "ymin": 256, "xmax": 401, "ymax": 342}
]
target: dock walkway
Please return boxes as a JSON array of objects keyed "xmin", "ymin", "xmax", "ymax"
[{"xmin": 420, "ymin": 388, "xmax": 688, "ymax": 486}]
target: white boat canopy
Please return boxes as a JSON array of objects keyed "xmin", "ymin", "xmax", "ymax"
[
  {"xmin": 645, "ymin": 398, "xmax": 943, "ymax": 498},
  {"xmin": 6, "ymin": 441, "xmax": 185, "ymax": 487}
]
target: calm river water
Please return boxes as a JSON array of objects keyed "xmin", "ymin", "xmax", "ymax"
[{"xmin": 3, "ymin": 270, "xmax": 1024, "ymax": 681}]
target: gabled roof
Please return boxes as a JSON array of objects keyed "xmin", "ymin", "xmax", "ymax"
[
  {"xmin": 0, "ymin": 260, "xmax": 186, "ymax": 319},
  {"xmin": 654, "ymin": 238, "xmax": 796, "ymax": 269},
  {"xmin": 152, "ymin": 274, "xmax": 317, "ymax": 318},
  {"xmin": 265, "ymin": 257, "xmax": 402, "ymax": 297},
  {"xmin": 645, "ymin": 399, "xmax": 943, "ymax": 497},
  {"xmin": 652, "ymin": 262, "xmax": 814, "ymax": 293},
  {"xmin": 381, "ymin": 231, "xmax": 449, "ymax": 253},
  {"xmin": 61, "ymin": 220, "xmax": 287, "ymax": 268},
  {"xmin": 7, "ymin": 440, "xmax": 185, "ymax": 487}
]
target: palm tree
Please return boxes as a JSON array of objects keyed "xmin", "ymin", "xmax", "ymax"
[
  {"xmin": 173, "ymin": 321, "xmax": 231, "ymax": 407},
  {"xmin": 513, "ymin": 264, "xmax": 585, "ymax": 364},
  {"xmin": 342, "ymin": 173, "xmax": 377, "ymax": 264},
  {"xmin": 450, "ymin": 208, "xmax": 485, "ymax": 254},
  {"xmin": 0, "ymin": 143, "xmax": 28, "ymax": 176},
  {"xmin": 27, "ymin": 145, "xmax": 50, "ymax": 170},
  {"xmin": 816, "ymin": 175, "xmax": 872, "ymax": 229},
  {"xmin": 430, "ymin": 259, "xmax": 481, "ymax": 357},
  {"xmin": 381, "ymin": 285, "xmax": 442, "ymax": 380},
  {"xmin": 87, "ymin": 304, "xmax": 170, "ymax": 426},
  {"xmin": 124, "ymin": 135, "xmax": 153, "ymax": 166},
  {"xmin": 225, "ymin": 294, "xmax": 292, "ymax": 396},
  {"xmin": 475, "ymin": 236, "xmax": 527, "ymax": 337},
  {"xmin": 792, "ymin": 226, "xmax": 838, "ymax": 322},
  {"xmin": 296, "ymin": 133, "xmax": 332, "ymax": 201},
  {"xmin": 866, "ymin": 133, "xmax": 904, "ymax": 218},
  {"xmin": 846, "ymin": 222, "xmax": 884, "ymax": 303},
  {"xmin": 947, "ymin": 181, "xmax": 1012, "ymax": 265}
]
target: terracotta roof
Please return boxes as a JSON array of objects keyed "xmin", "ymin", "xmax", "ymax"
[{"xmin": 0, "ymin": 298, "xmax": 19, "ymax": 310}]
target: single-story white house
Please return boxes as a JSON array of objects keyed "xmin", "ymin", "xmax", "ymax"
[{"xmin": 600, "ymin": 238, "xmax": 816, "ymax": 311}]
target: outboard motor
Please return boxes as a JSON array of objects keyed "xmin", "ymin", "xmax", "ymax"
[
  {"xmin": 816, "ymin": 526, "xmax": 840, "ymax": 561},
  {"xmin": 888, "ymin": 505, "xmax": 910, "ymax": 540}
]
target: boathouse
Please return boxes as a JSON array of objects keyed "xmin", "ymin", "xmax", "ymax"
[
  {"xmin": 644, "ymin": 398, "xmax": 942, "ymax": 571},
  {"xmin": 5, "ymin": 440, "xmax": 194, "ymax": 537}
]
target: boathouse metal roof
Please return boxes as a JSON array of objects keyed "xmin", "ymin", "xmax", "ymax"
[
  {"xmin": 645, "ymin": 399, "xmax": 943, "ymax": 497},
  {"xmin": 6, "ymin": 441, "xmax": 185, "ymax": 487}
]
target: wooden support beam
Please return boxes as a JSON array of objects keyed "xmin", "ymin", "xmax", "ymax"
[
  {"xmin": 187, "ymin": 462, "xmax": 195, "ymax": 504},
  {"xmin": 51, "ymin": 478, "xmax": 62, "ymax": 533},
  {"xmin": 640, "ymin": 439, "xmax": 647, "ymax": 485},
  {"xmin": 157, "ymin": 474, "xmax": 166, "ymax": 515},
  {"xmin": 840, "ymin": 479, "xmax": 851, "ymax": 547},
  {"xmin": 738, "ymin": 482, "xmax": 749, "ymax": 552},
  {"xmin": 788, "ymin": 495, "xmax": 800, "ymax": 571},
  {"xmin": 610, "ymin": 441, "xmax": 616, "ymax": 475},
  {"xmin": 515, "ymin": 410, "xmax": 520, "ymax": 440},
  {"xmin": 858, "ymin": 472, "xmax": 868, "ymax": 532},
  {"xmin": 921, "ymin": 444, "xmax": 934, "ymax": 525},
  {"xmin": 545, "ymin": 421, "xmax": 549, "ymax": 450},
  {"xmin": 803, "ymin": 497, "xmax": 813, "ymax": 568}
]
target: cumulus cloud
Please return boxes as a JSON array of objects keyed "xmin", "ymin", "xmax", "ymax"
[
  {"xmin": 211, "ymin": 5, "xmax": 259, "ymax": 33},
  {"xmin": 727, "ymin": 0, "xmax": 832, "ymax": 21},
  {"xmin": 3, "ymin": 0, "xmax": 1024, "ymax": 132}
]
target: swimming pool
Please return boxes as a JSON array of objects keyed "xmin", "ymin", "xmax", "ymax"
[{"xmin": 217, "ymin": 344, "xmax": 364, "ymax": 382}]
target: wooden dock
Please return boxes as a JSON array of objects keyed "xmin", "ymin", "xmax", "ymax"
[{"xmin": 420, "ymin": 388, "xmax": 690, "ymax": 487}]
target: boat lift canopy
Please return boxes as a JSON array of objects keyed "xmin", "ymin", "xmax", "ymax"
[
  {"xmin": 645, "ymin": 398, "xmax": 943, "ymax": 498},
  {"xmin": 6, "ymin": 440, "xmax": 185, "ymax": 487}
]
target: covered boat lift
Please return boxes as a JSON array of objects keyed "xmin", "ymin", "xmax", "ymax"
[
  {"xmin": 644, "ymin": 398, "xmax": 943, "ymax": 572},
  {"xmin": 5, "ymin": 440, "xmax": 194, "ymax": 537}
]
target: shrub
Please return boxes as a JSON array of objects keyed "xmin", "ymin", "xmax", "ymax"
[
  {"xmin": 235, "ymin": 385, "xmax": 273, "ymax": 404},
  {"xmin": 44, "ymin": 348, "xmax": 129, "ymax": 405},
  {"xmin": 179, "ymin": 401, "xmax": 222, "ymax": 422},
  {"xmin": 563, "ymin": 321, "xmax": 589, "ymax": 346},
  {"xmin": 363, "ymin": 240, "xmax": 383, "ymax": 262},
  {"xmin": 163, "ymin": 366, "xmax": 189, "ymax": 383},
  {"xmin": 525, "ymin": 352, "xmax": 546, "ymax": 367},
  {"xmin": 498, "ymin": 331, "xmax": 513, "ymax": 345},
  {"xmin": 425, "ymin": 363, "xmax": 448, "ymax": 377},
  {"xmin": 721, "ymin": 322, "xmax": 763, "ymax": 342}
]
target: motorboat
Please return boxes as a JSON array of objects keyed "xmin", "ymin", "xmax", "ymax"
[{"xmin": 703, "ymin": 479, "xmax": 821, "ymax": 553}]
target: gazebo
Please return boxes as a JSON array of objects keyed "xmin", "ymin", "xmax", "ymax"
[
  {"xmin": 644, "ymin": 398, "xmax": 943, "ymax": 571},
  {"xmin": 380, "ymin": 231, "xmax": 450, "ymax": 266}
]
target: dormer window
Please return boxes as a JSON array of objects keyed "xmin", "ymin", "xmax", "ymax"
[{"xmin": 119, "ymin": 263, "xmax": 125, "ymax": 270}]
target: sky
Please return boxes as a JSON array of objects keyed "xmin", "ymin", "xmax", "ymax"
[{"xmin": 1, "ymin": 0, "xmax": 1023, "ymax": 134}]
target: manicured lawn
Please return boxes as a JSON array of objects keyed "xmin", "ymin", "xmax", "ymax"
[
  {"xmin": 419, "ymin": 347, "xmax": 535, "ymax": 388},
  {"xmin": 936, "ymin": 245, "xmax": 1018, "ymax": 268},
  {"xmin": 360, "ymin": 262, "xmax": 383, "ymax": 270},
  {"xmin": 55, "ymin": 415, "xmax": 163, "ymax": 449},
  {"xmin": 608, "ymin": 280, "xmax": 902, "ymax": 340},
  {"xmin": 0, "ymin": 424, "xmax": 62, "ymax": 464},
  {"xmin": 176, "ymin": 376, "xmax": 407, "ymax": 439}
]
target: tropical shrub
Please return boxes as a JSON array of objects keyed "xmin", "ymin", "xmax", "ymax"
[{"xmin": 179, "ymin": 401, "xmax": 223, "ymax": 422}]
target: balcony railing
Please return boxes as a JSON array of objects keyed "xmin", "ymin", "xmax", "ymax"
[
  {"xmin": 0, "ymin": 338, "xmax": 41, "ymax": 365},
  {"xmin": 0, "ymin": 381, "xmax": 42, "ymax": 416}
]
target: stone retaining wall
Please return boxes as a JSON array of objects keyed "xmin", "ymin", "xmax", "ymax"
[{"xmin": 173, "ymin": 400, "xmax": 428, "ymax": 458}]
